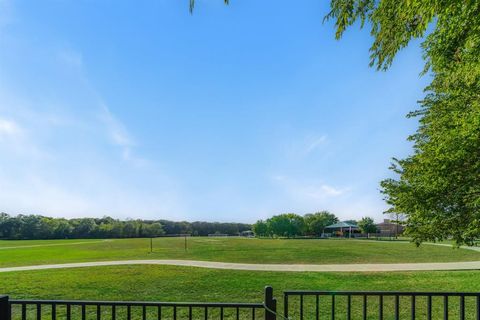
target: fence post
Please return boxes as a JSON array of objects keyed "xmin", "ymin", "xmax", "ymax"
[
  {"xmin": 264, "ymin": 286, "xmax": 277, "ymax": 320},
  {"xmin": 0, "ymin": 296, "xmax": 10, "ymax": 320}
]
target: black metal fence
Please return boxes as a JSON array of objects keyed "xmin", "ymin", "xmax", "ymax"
[
  {"xmin": 1, "ymin": 287, "xmax": 276, "ymax": 320},
  {"xmin": 284, "ymin": 290, "xmax": 480, "ymax": 320},
  {"xmin": 4, "ymin": 288, "xmax": 480, "ymax": 320}
]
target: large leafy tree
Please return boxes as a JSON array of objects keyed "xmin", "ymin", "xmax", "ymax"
[
  {"xmin": 326, "ymin": 0, "xmax": 480, "ymax": 245},
  {"xmin": 252, "ymin": 220, "xmax": 269, "ymax": 237},
  {"xmin": 358, "ymin": 217, "xmax": 378, "ymax": 235},
  {"xmin": 304, "ymin": 211, "xmax": 339, "ymax": 236},
  {"xmin": 266, "ymin": 213, "xmax": 306, "ymax": 238}
]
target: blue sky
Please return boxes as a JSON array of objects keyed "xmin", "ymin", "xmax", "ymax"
[{"xmin": 0, "ymin": 0, "xmax": 429, "ymax": 222}]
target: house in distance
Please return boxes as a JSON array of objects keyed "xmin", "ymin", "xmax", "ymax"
[{"xmin": 376, "ymin": 219, "xmax": 405, "ymax": 237}]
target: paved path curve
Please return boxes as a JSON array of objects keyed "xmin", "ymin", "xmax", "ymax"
[{"xmin": 2, "ymin": 259, "xmax": 480, "ymax": 273}]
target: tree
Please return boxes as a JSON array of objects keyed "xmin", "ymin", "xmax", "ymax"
[
  {"xmin": 0, "ymin": 213, "xmax": 252, "ymax": 240},
  {"xmin": 123, "ymin": 220, "xmax": 139, "ymax": 238},
  {"xmin": 72, "ymin": 218, "xmax": 98, "ymax": 238},
  {"xmin": 253, "ymin": 220, "xmax": 269, "ymax": 237},
  {"xmin": 358, "ymin": 217, "xmax": 378, "ymax": 236},
  {"xmin": 304, "ymin": 211, "xmax": 338, "ymax": 236},
  {"xmin": 141, "ymin": 222, "xmax": 165, "ymax": 237},
  {"xmin": 326, "ymin": 0, "xmax": 480, "ymax": 246},
  {"xmin": 266, "ymin": 213, "xmax": 305, "ymax": 238},
  {"xmin": 53, "ymin": 219, "xmax": 72, "ymax": 238}
]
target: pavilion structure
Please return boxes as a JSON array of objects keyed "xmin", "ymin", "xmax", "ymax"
[{"xmin": 324, "ymin": 221, "xmax": 360, "ymax": 238}]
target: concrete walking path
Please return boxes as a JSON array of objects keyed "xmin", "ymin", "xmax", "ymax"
[{"xmin": 1, "ymin": 259, "xmax": 480, "ymax": 273}]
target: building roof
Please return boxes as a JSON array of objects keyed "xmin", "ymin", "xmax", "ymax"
[{"xmin": 324, "ymin": 221, "xmax": 359, "ymax": 229}]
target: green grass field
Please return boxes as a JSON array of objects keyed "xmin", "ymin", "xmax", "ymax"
[
  {"xmin": 0, "ymin": 237, "xmax": 479, "ymax": 267},
  {"xmin": 3, "ymin": 237, "xmax": 480, "ymax": 319},
  {"xmin": 4, "ymin": 266, "xmax": 480, "ymax": 319},
  {"xmin": 4, "ymin": 265, "xmax": 480, "ymax": 300}
]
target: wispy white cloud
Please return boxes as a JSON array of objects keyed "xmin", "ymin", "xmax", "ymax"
[
  {"xmin": 98, "ymin": 102, "xmax": 150, "ymax": 166},
  {"xmin": 307, "ymin": 184, "xmax": 345, "ymax": 198},
  {"xmin": 54, "ymin": 46, "xmax": 145, "ymax": 166},
  {"xmin": 0, "ymin": 118, "xmax": 21, "ymax": 137},
  {"xmin": 0, "ymin": 92, "xmax": 183, "ymax": 218},
  {"xmin": 0, "ymin": 110, "xmax": 50, "ymax": 160},
  {"xmin": 305, "ymin": 135, "xmax": 327, "ymax": 154},
  {"xmin": 283, "ymin": 134, "xmax": 329, "ymax": 159},
  {"xmin": 268, "ymin": 174, "xmax": 389, "ymax": 221},
  {"xmin": 99, "ymin": 103, "xmax": 134, "ymax": 148},
  {"xmin": 0, "ymin": 174, "xmax": 93, "ymax": 216},
  {"xmin": 0, "ymin": 31, "xmax": 184, "ymax": 219},
  {"xmin": 272, "ymin": 174, "xmax": 347, "ymax": 200}
]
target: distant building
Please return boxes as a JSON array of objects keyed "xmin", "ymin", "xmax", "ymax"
[
  {"xmin": 376, "ymin": 219, "xmax": 404, "ymax": 236},
  {"xmin": 240, "ymin": 230, "xmax": 255, "ymax": 237}
]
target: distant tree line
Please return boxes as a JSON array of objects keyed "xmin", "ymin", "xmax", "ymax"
[
  {"xmin": 158, "ymin": 220, "xmax": 251, "ymax": 237},
  {"xmin": 0, "ymin": 213, "xmax": 251, "ymax": 240},
  {"xmin": 253, "ymin": 212, "xmax": 379, "ymax": 237}
]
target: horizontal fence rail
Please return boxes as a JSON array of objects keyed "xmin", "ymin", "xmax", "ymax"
[{"xmin": 283, "ymin": 291, "xmax": 480, "ymax": 320}]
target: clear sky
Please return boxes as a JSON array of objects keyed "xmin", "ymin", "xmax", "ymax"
[{"xmin": 0, "ymin": 0, "xmax": 429, "ymax": 223}]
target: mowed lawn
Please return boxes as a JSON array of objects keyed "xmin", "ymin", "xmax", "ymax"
[
  {"xmin": 4, "ymin": 266, "xmax": 480, "ymax": 319},
  {"xmin": 3, "ymin": 239, "xmax": 480, "ymax": 319},
  {"xmin": 1, "ymin": 237, "xmax": 480, "ymax": 267}
]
